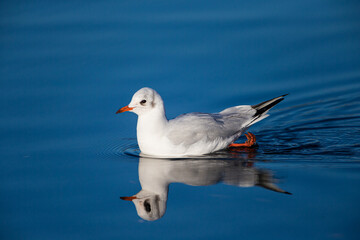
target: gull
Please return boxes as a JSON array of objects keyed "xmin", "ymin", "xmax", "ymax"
[
  {"xmin": 116, "ymin": 87, "xmax": 287, "ymax": 157},
  {"xmin": 120, "ymin": 157, "xmax": 291, "ymax": 221}
]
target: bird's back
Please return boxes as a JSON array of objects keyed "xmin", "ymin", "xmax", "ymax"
[{"xmin": 166, "ymin": 105, "xmax": 256, "ymax": 147}]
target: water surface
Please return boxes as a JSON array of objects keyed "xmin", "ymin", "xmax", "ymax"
[{"xmin": 1, "ymin": 0, "xmax": 360, "ymax": 239}]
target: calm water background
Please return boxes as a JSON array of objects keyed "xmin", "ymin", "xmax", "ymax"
[{"xmin": 1, "ymin": 0, "xmax": 360, "ymax": 239}]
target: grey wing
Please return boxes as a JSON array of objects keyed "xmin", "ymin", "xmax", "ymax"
[
  {"xmin": 166, "ymin": 95, "xmax": 288, "ymax": 147},
  {"xmin": 219, "ymin": 105, "xmax": 259, "ymax": 127},
  {"xmin": 166, "ymin": 106, "xmax": 256, "ymax": 146}
]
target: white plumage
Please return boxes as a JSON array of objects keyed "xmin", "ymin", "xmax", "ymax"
[
  {"xmin": 116, "ymin": 87, "xmax": 286, "ymax": 157},
  {"xmin": 121, "ymin": 157, "xmax": 291, "ymax": 221}
]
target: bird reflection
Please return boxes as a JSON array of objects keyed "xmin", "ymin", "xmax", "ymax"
[{"xmin": 121, "ymin": 156, "xmax": 291, "ymax": 221}]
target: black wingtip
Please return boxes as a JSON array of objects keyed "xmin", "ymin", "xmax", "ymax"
[{"xmin": 252, "ymin": 94, "xmax": 288, "ymax": 117}]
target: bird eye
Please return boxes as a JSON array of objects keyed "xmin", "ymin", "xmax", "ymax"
[{"xmin": 140, "ymin": 99, "xmax": 146, "ymax": 105}]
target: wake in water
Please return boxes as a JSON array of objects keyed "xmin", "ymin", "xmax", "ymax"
[{"xmin": 256, "ymin": 91, "xmax": 360, "ymax": 161}]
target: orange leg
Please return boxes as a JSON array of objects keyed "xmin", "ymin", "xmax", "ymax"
[{"xmin": 228, "ymin": 132, "xmax": 257, "ymax": 148}]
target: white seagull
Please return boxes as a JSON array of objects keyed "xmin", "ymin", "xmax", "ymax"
[
  {"xmin": 116, "ymin": 87, "xmax": 287, "ymax": 157},
  {"xmin": 121, "ymin": 157, "xmax": 291, "ymax": 221}
]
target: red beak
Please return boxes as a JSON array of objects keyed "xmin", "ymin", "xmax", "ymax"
[
  {"xmin": 120, "ymin": 196, "xmax": 137, "ymax": 201},
  {"xmin": 116, "ymin": 105, "xmax": 134, "ymax": 114}
]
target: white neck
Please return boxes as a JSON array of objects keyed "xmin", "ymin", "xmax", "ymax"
[
  {"xmin": 137, "ymin": 107, "xmax": 168, "ymax": 132},
  {"xmin": 138, "ymin": 158, "xmax": 170, "ymax": 199},
  {"xmin": 136, "ymin": 106, "xmax": 168, "ymax": 154}
]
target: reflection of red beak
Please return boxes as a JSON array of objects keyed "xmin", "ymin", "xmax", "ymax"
[
  {"xmin": 116, "ymin": 106, "xmax": 134, "ymax": 114},
  {"xmin": 120, "ymin": 196, "xmax": 137, "ymax": 201}
]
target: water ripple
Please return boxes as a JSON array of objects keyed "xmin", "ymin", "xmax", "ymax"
[
  {"xmin": 255, "ymin": 91, "xmax": 360, "ymax": 161},
  {"xmin": 99, "ymin": 137, "xmax": 139, "ymax": 160}
]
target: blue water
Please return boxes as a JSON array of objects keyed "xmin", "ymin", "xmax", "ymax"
[{"xmin": 1, "ymin": 0, "xmax": 360, "ymax": 239}]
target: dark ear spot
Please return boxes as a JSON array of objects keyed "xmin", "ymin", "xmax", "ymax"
[{"xmin": 144, "ymin": 200, "xmax": 151, "ymax": 212}]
